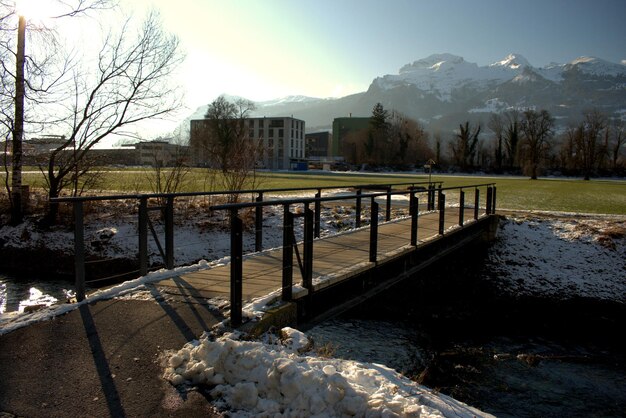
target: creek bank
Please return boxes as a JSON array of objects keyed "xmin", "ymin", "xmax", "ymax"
[{"xmin": 341, "ymin": 239, "xmax": 625, "ymax": 417}]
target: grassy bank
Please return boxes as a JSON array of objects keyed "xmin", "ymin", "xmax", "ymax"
[{"xmin": 6, "ymin": 169, "xmax": 626, "ymax": 215}]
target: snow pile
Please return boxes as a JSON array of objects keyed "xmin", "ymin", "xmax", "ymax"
[
  {"xmin": 164, "ymin": 327, "xmax": 492, "ymax": 418},
  {"xmin": 486, "ymin": 216, "xmax": 626, "ymax": 302}
]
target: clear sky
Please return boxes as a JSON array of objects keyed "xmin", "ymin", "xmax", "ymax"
[{"xmin": 117, "ymin": 0, "xmax": 626, "ymax": 111}]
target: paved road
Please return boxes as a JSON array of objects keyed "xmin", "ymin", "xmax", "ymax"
[{"xmin": 0, "ymin": 285, "xmax": 224, "ymax": 417}]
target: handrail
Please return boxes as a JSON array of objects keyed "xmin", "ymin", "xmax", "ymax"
[{"xmin": 50, "ymin": 180, "xmax": 443, "ymax": 203}]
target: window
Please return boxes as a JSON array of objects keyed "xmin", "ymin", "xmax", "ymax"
[
  {"xmin": 278, "ymin": 129, "xmax": 284, "ymax": 138},
  {"xmin": 270, "ymin": 119, "xmax": 284, "ymax": 128}
]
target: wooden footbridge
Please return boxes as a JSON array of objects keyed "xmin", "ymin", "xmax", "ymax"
[{"xmin": 55, "ymin": 181, "xmax": 498, "ymax": 329}]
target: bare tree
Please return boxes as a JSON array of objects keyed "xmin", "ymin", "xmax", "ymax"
[
  {"xmin": 488, "ymin": 113, "xmax": 504, "ymax": 172},
  {"xmin": 202, "ymin": 95, "xmax": 256, "ymax": 173},
  {"xmin": 42, "ymin": 11, "xmax": 182, "ymax": 223},
  {"xmin": 575, "ymin": 109, "xmax": 607, "ymax": 180},
  {"xmin": 0, "ymin": 0, "xmax": 114, "ymax": 224},
  {"xmin": 608, "ymin": 119, "xmax": 625, "ymax": 171},
  {"xmin": 519, "ymin": 109, "xmax": 554, "ymax": 179}
]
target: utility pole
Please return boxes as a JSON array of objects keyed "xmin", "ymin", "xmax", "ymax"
[{"xmin": 11, "ymin": 14, "xmax": 26, "ymax": 225}]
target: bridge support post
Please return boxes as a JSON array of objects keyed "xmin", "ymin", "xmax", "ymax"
[
  {"xmin": 73, "ymin": 201, "xmax": 86, "ymax": 302},
  {"xmin": 303, "ymin": 206, "xmax": 314, "ymax": 290},
  {"xmin": 165, "ymin": 196, "xmax": 174, "ymax": 269},
  {"xmin": 369, "ymin": 199, "xmax": 378, "ymax": 262},
  {"xmin": 314, "ymin": 189, "xmax": 321, "ymax": 238},
  {"xmin": 410, "ymin": 193, "xmax": 418, "ymax": 246},
  {"xmin": 139, "ymin": 196, "xmax": 148, "ymax": 276},
  {"xmin": 282, "ymin": 205, "xmax": 293, "ymax": 301},
  {"xmin": 255, "ymin": 192, "xmax": 263, "ymax": 252},
  {"xmin": 492, "ymin": 186, "xmax": 497, "ymax": 214},
  {"xmin": 230, "ymin": 209, "xmax": 243, "ymax": 327},
  {"xmin": 459, "ymin": 190, "xmax": 465, "ymax": 226},
  {"xmin": 474, "ymin": 188, "xmax": 480, "ymax": 220},
  {"xmin": 355, "ymin": 188, "xmax": 362, "ymax": 228},
  {"xmin": 486, "ymin": 187, "xmax": 493, "ymax": 215},
  {"xmin": 438, "ymin": 193, "xmax": 446, "ymax": 235}
]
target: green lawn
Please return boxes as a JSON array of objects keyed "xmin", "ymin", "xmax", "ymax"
[{"xmin": 7, "ymin": 169, "xmax": 626, "ymax": 215}]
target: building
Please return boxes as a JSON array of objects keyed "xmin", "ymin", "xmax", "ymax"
[
  {"xmin": 122, "ymin": 140, "xmax": 189, "ymax": 166},
  {"xmin": 331, "ymin": 116, "xmax": 370, "ymax": 157},
  {"xmin": 190, "ymin": 116, "xmax": 306, "ymax": 170},
  {"xmin": 305, "ymin": 131, "xmax": 332, "ymax": 158}
]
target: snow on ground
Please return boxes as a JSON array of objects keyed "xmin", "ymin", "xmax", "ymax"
[
  {"xmin": 2, "ymin": 207, "xmax": 626, "ymax": 417},
  {"xmin": 163, "ymin": 328, "xmax": 492, "ymax": 418},
  {"xmin": 485, "ymin": 215, "xmax": 626, "ymax": 302}
]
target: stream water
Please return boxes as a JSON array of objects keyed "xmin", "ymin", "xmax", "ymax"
[{"xmin": 0, "ymin": 274, "xmax": 77, "ymax": 314}]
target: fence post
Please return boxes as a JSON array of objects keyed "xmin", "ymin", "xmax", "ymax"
[
  {"xmin": 73, "ymin": 201, "xmax": 86, "ymax": 302},
  {"xmin": 138, "ymin": 196, "xmax": 148, "ymax": 276},
  {"xmin": 492, "ymin": 186, "xmax": 497, "ymax": 214},
  {"xmin": 369, "ymin": 199, "xmax": 378, "ymax": 262},
  {"xmin": 459, "ymin": 190, "xmax": 465, "ymax": 226},
  {"xmin": 474, "ymin": 188, "xmax": 480, "ymax": 220},
  {"xmin": 282, "ymin": 205, "xmax": 293, "ymax": 301},
  {"xmin": 165, "ymin": 196, "xmax": 174, "ymax": 269},
  {"xmin": 385, "ymin": 186, "xmax": 392, "ymax": 221},
  {"xmin": 437, "ymin": 185, "xmax": 443, "ymax": 211},
  {"xmin": 486, "ymin": 186, "xmax": 493, "ymax": 215},
  {"xmin": 410, "ymin": 193, "xmax": 418, "ymax": 246},
  {"xmin": 438, "ymin": 193, "xmax": 446, "ymax": 235},
  {"xmin": 355, "ymin": 188, "xmax": 362, "ymax": 228},
  {"xmin": 230, "ymin": 209, "xmax": 243, "ymax": 327},
  {"xmin": 314, "ymin": 189, "xmax": 321, "ymax": 238},
  {"xmin": 303, "ymin": 206, "xmax": 314, "ymax": 290},
  {"xmin": 255, "ymin": 192, "xmax": 263, "ymax": 252}
]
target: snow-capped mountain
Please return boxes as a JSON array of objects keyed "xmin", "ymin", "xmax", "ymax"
[{"xmin": 182, "ymin": 53, "xmax": 626, "ymax": 135}]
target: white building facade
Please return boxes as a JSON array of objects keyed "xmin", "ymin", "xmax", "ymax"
[{"xmin": 247, "ymin": 117, "xmax": 306, "ymax": 170}]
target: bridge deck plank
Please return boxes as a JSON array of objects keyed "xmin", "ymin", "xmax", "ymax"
[{"xmin": 155, "ymin": 207, "xmax": 481, "ymax": 302}]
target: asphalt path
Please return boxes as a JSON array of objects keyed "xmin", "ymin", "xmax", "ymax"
[{"xmin": 0, "ymin": 288, "xmax": 224, "ymax": 417}]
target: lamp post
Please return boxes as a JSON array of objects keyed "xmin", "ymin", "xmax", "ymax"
[{"xmin": 10, "ymin": 13, "xmax": 26, "ymax": 224}]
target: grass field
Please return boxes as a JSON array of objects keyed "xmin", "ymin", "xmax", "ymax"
[{"xmin": 8, "ymin": 168, "xmax": 626, "ymax": 215}]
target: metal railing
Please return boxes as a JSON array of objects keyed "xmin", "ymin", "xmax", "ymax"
[
  {"xmin": 51, "ymin": 180, "xmax": 445, "ymax": 301},
  {"xmin": 210, "ymin": 183, "xmax": 496, "ymax": 326}
]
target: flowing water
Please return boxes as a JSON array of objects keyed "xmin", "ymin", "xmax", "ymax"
[{"xmin": 0, "ymin": 274, "xmax": 77, "ymax": 314}]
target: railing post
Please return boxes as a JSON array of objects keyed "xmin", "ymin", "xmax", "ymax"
[
  {"xmin": 492, "ymin": 186, "xmax": 497, "ymax": 214},
  {"xmin": 303, "ymin": 205, "xmax": 314, "ymax": 290},
  {"xmin": 410, "ymin": 193, "xmax": 418, "ymax": 246},
  {"xmin": 230, "ymin": 209, "xmax": 243, "ymax": 327},
  {"xmin": 486, "ymin": 186, "xmax": 493, "ymax": 215},
  {"xmin": 255, "ymin": 192, "xmax": 263, "ymax": 252},
  {"xmin": 165, "ymin": 196, "xmax": 174, "ymax": 269},
  {"xmin": 73, "ymin": 201, "xmax": 86, "ymax": 302},
  {"xmin": 427, "ymin": 184, "xmax": 434, "ymax": 211},
  {"xmin": 474, "ymin": 188, "xmax": 480, "ymax": 220},
  {"xmin": 438, "ymin": 193, "xmax": 446, "ymax": 235},
  {"xmin": 314, "ymin": 189, "xmax": 321, "ymax": 238},
  {"xmin": 282, "ymin": 205, "xmax": 293, "ymax": 301},
  {"xmin": 437, "ymin": 184, "xmax": 443, "ymax": 211},
  {"xmin": 459, "ymin": 190, "xmax": 465, "ymax": 226},
  {"xmin": 138, "ymin": 196, "xmax": 148, "ymax": 276},
  {"xmin": 385, "ymin": 186, "xmax": 391, "ymax": 221},
  {"xmin": 355, "ymin": 188, "xmax": 362, "ymax": 228},
  {"xmin": 369, "ymin": 199, "xmax": 378, "ymax": 262}
]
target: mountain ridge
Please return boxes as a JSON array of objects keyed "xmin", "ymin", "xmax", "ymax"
[{"xmin": 181, "ymin": 53, "xmax": 626, "ymax": 135}]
